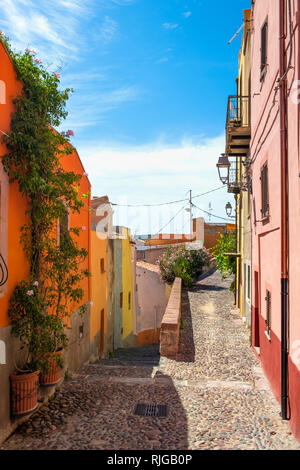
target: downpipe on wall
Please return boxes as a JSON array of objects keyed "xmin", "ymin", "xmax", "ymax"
[{"xmin": 279, "ymin": 0, "xmax": 290, "ymax": 421}]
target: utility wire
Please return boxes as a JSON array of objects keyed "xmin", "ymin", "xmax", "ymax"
[
  {"xmin": 110, "ymin": 185, "xmax": 225, "ymax": 208},
  {"xmin": 192, "ymin": 202, "xmax": 233, "ymax": 222},
  {"xmin": 153, "ymin": 204, "xmax": 187, "ymax": 236}
]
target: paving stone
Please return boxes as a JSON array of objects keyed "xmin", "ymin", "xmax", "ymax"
[{"xmin": 1, "ymin": 271, "xmax": 300, "ymax": 450}]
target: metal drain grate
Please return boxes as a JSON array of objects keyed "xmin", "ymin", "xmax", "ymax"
[{"xmin": 134, "ymin": 403, "xmax": 168, "ymax": 417}]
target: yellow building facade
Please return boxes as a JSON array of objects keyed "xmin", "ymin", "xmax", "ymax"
[
  {"xmin": 90, "ymin": 230, "xmax": 107, "ymax": 358},
  {"xmin": 121, "ymin": 227, "xmax": 135, "ymax": 347},
  {"xmin": 235, "ymin": 9, "xmax": 252, "ymax": 324}
]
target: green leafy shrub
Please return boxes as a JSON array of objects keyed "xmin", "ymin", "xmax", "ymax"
[
  {"xmin": 159, "ymin": 245, "xmax": 211, "ymax": 287},
  {"xmin": 212, "ymin": 231, "xmax": 237, "ymax": 288}
]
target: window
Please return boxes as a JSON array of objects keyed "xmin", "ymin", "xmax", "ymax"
[
  {"xmin": 100, "ymin": 258, "xmax": 105, "ymax": 273},
  {"xmin": 0, "ymin": 80, "xmax": 6, "ymax": 104},
  {"xmin": 261, "ymin": 19, "xmax": 268, "ymax": 81},
  {"xmin": 128, "ymin": 292, "xmax": 131, "ymax": 310},
  {"xmin": 120, "ymin": 292, "xmax": 123, "ymax": 309},
  {"xmin": 247, "ymin": 265, "xmax": 251, "ymax": 300},
  {"xmin": 265, "ymin": 290, "xmax": 271, "ymax": 337},
  {"xmin": 261, "ymin": 162, "xmax": 269, "ymax": 219}
]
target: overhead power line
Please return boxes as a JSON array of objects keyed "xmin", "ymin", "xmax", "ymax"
[
  {"xmin": 110, "ymin": 186, "xmax": 225, "ymax": 208},
  {"xmin": 153, "ymin": 204, "xmax": 187, "ymax": 236},
  {"xmin": 192, "ymin": 202, "xmax": 233, "ymax": 222}
]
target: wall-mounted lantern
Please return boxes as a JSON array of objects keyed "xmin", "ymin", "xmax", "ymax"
[
  {"xmin": 225, "ymin": 201, "xmax": 235, "ymax": 218},
  {"xmin": 216, "ymin": 153, "xmax": 230, "ymax": 185}
]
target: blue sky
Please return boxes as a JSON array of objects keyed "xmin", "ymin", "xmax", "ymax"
[{"xmin": 0, "ymin": 0, "xmax": 250, "ymax": 234}]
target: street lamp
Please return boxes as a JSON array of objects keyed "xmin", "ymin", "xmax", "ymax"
[
  {"xmin": 216, "ymin": 153, "xmax": 230, "ymax": 185},
  {"xmin": 225, "ymin": 201, "xmax": 233, "ymax": 218}
]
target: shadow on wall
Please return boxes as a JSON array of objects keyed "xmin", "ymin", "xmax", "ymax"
[
  {"xmin": 176, "ymin": 290, "xmax": 195, "ymax": 364},
  {"xmin": 193, "ymin": 284, "xmax": 228, "ymax": 292}
]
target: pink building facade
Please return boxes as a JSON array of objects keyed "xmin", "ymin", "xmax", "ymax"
[{"xmin": 250, "ymin": 0, "xmax": 300, "ymax": 439}]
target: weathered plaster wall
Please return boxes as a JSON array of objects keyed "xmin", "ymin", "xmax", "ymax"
[
  {"xmin": 90, "ymin": 231, "xmax": 107, "ymax": 359},
  {"xmin": 121, "ymin": 228, "xmax": 135, "ymax": 347},
  {"xmin": 136, "ymin": 262, "xmax": 170, "ymax": 346},
  {"xmin": 113, "ymin": 239, "xmax": 123, "ymax": 350},
  {"xmin": 250, "ymin": 0, "xmax": 300, "ymax": 440}
]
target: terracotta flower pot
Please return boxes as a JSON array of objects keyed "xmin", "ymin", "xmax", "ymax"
[
  {"xmin": 40, "ymin": 349, "xmax": 63, "ymax": 386},
  {"xmin": 10, "ymin": 370, "xmax": 39, "ymax": 416}
]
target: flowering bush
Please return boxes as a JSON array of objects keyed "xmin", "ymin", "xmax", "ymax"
[
  {"xmin": 1, "ymin": 35, "xmax": 88, "ymax": 373},
  {"xmin": 159, "ymin": 245, "xmax": 211, "ymax": 287}
]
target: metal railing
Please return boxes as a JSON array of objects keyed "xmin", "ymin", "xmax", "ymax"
[
  {"xmin": 0, "ymin": 252, "xmax": 8, "ymax": 287},
  {"xmin": 227, "ymin": 158, "xmax": 250, "ymax": 193},
  {"xmin": 226, "ymin": 95, "xmax": 250, "ymax": 130}
]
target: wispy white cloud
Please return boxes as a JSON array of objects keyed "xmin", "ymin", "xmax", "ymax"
[
  {"xmin": 183, "ymin": 11, "xmax": 192, "ymax": 18},
  {"xmin": 110, "ymin": 0, "xmax": 136, "ymax": 5},
  {"xmin": 156, "ymin": 57, "xmax": 169, "ymax": 64},
  {"xmin": 62, "ymin": 85, "xmax": 141, "ymax": 129},
  {"xmin": 0, "ymin": 0, "xmax": 140, "ymax": 128},
  {"xmin": 0, "ymin": 0, "xmax": 92, "ymax": 64},
  {"xmin": 97, "ymin": 16, "xmax": 118, "ymax": 44},
  {"xmin": 163, "ymin": 22, "xmax": 179, "ymax": 30}
]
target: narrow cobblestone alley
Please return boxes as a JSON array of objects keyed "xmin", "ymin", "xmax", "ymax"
[{"xmin": 2, "ymin": 271, "xmax": 300, "ymax": 450}]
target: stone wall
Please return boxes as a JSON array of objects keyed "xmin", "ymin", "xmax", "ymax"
[{"xmin": 160, "ymin": 277, "xmax": 182, "ymax": 358}]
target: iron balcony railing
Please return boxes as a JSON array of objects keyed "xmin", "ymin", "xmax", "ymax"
[
  {"xmin": 227, "ymin": 158, "xmax": 250, "ymax": 194},
  {"xmin": 226, "ymin": 95, "xmax": 250, "ymax": 130},
  {"xmin": 0, "ymin": 252, "xmax": 8, "ymax": 287}
]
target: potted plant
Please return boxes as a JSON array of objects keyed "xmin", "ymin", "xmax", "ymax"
[
  {"xmin": 39, "ymin": 347, "xmax": 64, "ymax": 387},
  {"xmin": 8, "ymin": 281, "xmax": 45, "ymax": 416}
]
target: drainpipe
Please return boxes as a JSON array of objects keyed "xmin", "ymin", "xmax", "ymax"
[
  {"xmin": 279, "ymin": 0, "xmax": 289, "ymax": 421},
  {"xmin": 235, "ymin": 194, "xmax": 238, "ymax": 306}
]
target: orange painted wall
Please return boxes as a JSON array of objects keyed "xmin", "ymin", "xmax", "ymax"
[
  {"xmin": 0, "ymin": 40, "xmax": 29, "ymax": 328},
  {"xmin": 0, "ymin": 39, "xmax": 91, "ymax": 328},
  {"xmin": 59, "ymin": 149, "xmax": 91, "ymax": 311}
]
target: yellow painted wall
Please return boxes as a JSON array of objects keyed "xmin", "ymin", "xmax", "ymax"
[
  {"xmin": 90, "ymin": 230, "xmax": 107, "ymax": 354},
  {"xmin": 236, "ymin": 9, "xmax": 251, "ymax": 316},
  {"xmin": 121, "ymin": 228, "xmax": 134, "ymax": 343}
]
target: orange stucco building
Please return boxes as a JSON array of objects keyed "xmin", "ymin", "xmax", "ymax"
[{"xmin": 0, "ymin": 39, "xmax": 91, "ymax": 442}]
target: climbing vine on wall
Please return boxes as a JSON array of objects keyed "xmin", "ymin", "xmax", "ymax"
[{"xmin": 0, "ymin": 34, "xmax": 89, "ymax": 372}]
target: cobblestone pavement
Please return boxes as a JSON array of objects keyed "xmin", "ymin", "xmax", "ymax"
[{"xmin": 2, "ymin": 270, "xmax": 300, "ymax": 450}]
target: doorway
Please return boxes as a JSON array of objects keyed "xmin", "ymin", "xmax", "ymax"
[
  {"xmin": 100, "ymin": 309, "xmax": 104, "ymax": 356},
  {"xmin": 253, "ymin": 270, "xmax": 260, "ymax": 350}
]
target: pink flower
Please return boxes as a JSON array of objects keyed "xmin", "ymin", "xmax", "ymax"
[
  {"xmin": 34, "ymin": 58, "xmax": 42, "ymax": 64},
  {"xmin": 52, "ymin": 71, "xmax": 61, "ymax": 79},
  {"xmin": 25, "ymin": 48, "xmax": 36, "ymax": 54},
  {"xmin": 27, "ymin": 290, "xmax": 34, "ymax": 296},
  {"xmin": 81, "ymin": 226, "xmax": 86, "ymax": 231},
  {"xmin": 33, "ymin": 281, "xmax": 39, "ymax": 287},
  {"xmin": 67, "ymin": 129, "xmax": 74, "ymax": 137}
]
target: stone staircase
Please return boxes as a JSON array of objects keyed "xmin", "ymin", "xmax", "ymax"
[{"xmin": 112, "ymin": 344, "xmax": 160, "ymax": 367}]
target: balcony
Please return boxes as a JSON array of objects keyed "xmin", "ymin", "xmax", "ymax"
[
  {"xmin": 226, "ymin": 96, "xmax": 250, "ymax": 157},
  {"xmin": 228, "ymin": 158, "xmax": 249, "ymax": 194}
]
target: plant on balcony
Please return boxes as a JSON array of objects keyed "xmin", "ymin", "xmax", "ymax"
[
  {"xmin": 212, "ymin": 231, "xmax": 236, "ymax": 292},
  {"xmin": 1, "ymin": 36, "xmax": 89, "ymax": 389},
  {"xmin": 159, "ymin": 245, "xmax": 211, "ymax": 287}
]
